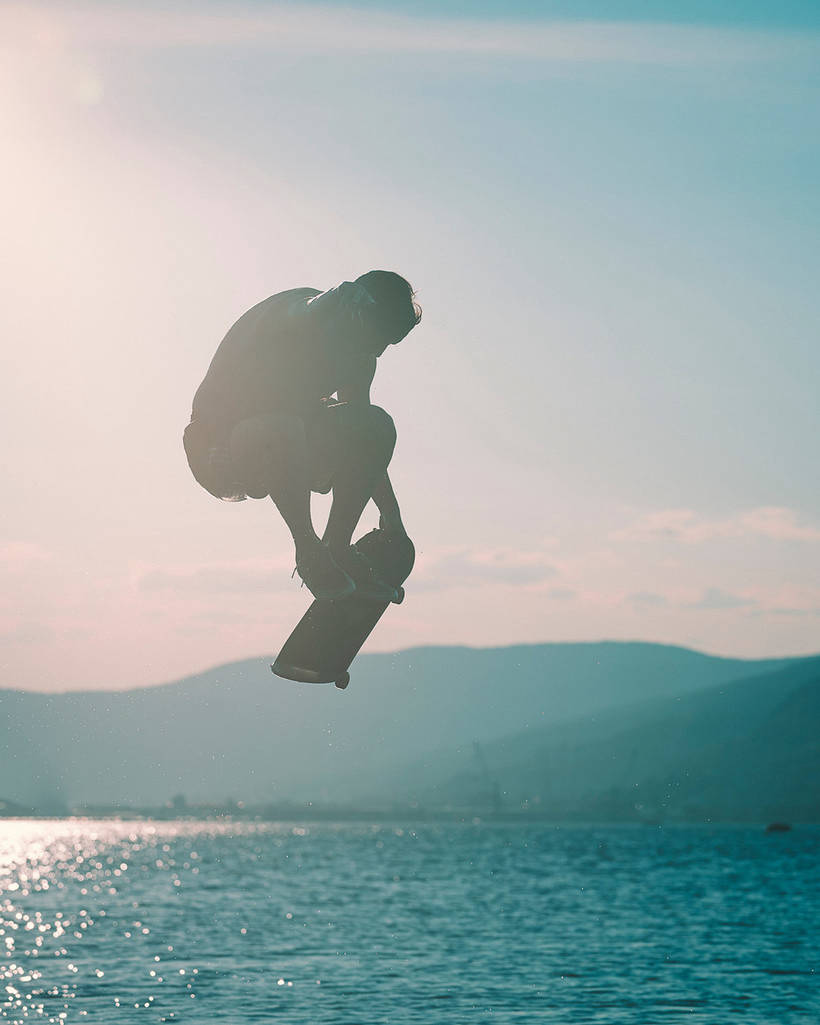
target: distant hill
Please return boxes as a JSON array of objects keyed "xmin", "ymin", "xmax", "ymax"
[
  {"xmin": 0, "ymin": 642, "xmax": 812, "ymax": 813},
  {"xmin": 393, "ymin": 657, "xmax": 820, "ymax": 823}
]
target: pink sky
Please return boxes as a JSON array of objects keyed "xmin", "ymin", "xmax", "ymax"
[{"xmin": 3, "ymin": 4, "xmax": 819, "ymax": 691}]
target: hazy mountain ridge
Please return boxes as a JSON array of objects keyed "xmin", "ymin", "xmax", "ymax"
[
  {"xmin": 399, "ymin": 658, "xmax": 820, "ymax": 822},
  {"xmin": 0, "ymin": 642, "xmax": 814, "ymax": 815}
]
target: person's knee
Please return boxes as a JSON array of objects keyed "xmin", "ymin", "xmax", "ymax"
[
  {"xmin": 357, "ymin": 405, "xmax": 396, "ymax": 469},
  {"xmin": 368, "ymin": 405, "xmax": 397, "ymax": 457},
  {"xmin": 325, "ymin": 403, "xmax": 395, "ymax": 476}
]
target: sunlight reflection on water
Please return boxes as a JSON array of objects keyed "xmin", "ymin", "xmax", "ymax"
[{"xmin": 0, "ymin": 819, "xmax": 818, "ymax": 1024}]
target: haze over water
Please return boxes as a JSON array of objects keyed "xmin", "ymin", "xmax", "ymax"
[{"xmin": 1, "ymin": 819, "xmax": 817, "ymax": 1024}]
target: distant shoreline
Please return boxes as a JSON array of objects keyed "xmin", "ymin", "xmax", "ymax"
[{"xmin": 1, "ymin": 810, "xmax": 815, "ymax": 828}]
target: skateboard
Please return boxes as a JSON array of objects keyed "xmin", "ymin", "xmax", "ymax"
[{"xmin": 271, "ymin": 528, "xmax": 415, "ymax": 690}]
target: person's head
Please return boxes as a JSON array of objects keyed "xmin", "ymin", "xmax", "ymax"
[{"xmin": 354, "ymin": 270, "xmax": 422, "ymax": 355}]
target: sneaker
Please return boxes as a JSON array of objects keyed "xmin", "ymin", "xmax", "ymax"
[
  {"xmin": 295, "ymin": 542, "xmax": 356, "ymax": 601},
  {"xmin": 333, "ymin": 545, "xmax": 399, "ymax": 602}
]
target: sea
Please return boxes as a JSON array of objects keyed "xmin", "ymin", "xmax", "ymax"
[{"xmin": 0, "ymin": 819, "xmax": 817, "ymax": 1024}]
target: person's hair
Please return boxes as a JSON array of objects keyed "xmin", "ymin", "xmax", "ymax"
[{"xmin": 355, "ymin": 270, "xmax": 421, "ymax": 345}]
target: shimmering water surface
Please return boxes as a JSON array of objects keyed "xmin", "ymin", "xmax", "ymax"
[{"xmin": 0, "ymin": 820, "xmax": 817, "ymax": 1024}]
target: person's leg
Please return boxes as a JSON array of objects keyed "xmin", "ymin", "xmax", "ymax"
[
  {"xmin": 316, "ymin": 403, "xmax": 397, "ymax": 555},
  {"xmin": 229, "ymin": 414, "xmax": 354, "ymax": 598},
  {"xmin": 229, "ymin": 413, "xmax": 314, "ymax": 540}
]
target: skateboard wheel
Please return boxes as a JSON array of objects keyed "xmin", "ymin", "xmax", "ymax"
[
  {"xmin": 335, "ymin": 672, "xmax": 350, "ymax": 690},
  {"xmin": 394, "ymin": 586, "xmax": 405, "ymax": 605}
]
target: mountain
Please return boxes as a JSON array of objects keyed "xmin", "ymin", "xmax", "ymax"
[
  {"xmin": 396, "ymin": 657, "xmax": 820, "ymax": 822},
  {"xmin": 0, "ymin": 642, "xmax": 811, "ymax": 812}
]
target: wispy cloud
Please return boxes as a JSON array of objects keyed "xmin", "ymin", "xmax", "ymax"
[
  {"xmin": 414, "ymin": 545, "xmax": 557, "ymax": 591},
  {"xmin": 752, "ymin": 606, "xmax": 820, "ymax": 619},
  {"xmin": 0, "ymin": 541, "xmax": 52, "ymax": 569},
  {"xmin": 628, "ymin": 590, "xmax": 670, "ymax": 608},
  {"xmin": 688, "ymin": 587, "xmax": 757, "ymax": 611},
  {"xmin": 136, "ymin": 559, "xmax": 295, "ymax": 596},
  {"xmin": 614, "ymin": 506, "xmax": 820, "ymax": 545},
  {"xmin": 5, "ymin": 3, "xmax": 820, "ymax": 66},
  {"xmin": 738, "ymin": 507, "xmax": 820, "ymax": 542},
  {"xmin": 136, "ymin": 547, "xmax": 556, "ymax": 597},
  {"xmin": 0, "ymin": 621, "xmax": 56, "ymax": 646}
]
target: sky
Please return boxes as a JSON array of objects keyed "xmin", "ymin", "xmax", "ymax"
[{"xmin": 2, "ymin": 0, "xmax": 819, "ymax": 691}]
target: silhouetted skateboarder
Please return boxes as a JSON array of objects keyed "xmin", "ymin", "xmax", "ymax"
[{"xmin": 184, "ymin": 271, "xmax": 421, "ymax": 601}]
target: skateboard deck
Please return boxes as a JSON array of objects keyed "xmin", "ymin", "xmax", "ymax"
[{"xmin": 271, "ymin": 528, "xmax": 415, "ymax": 689}]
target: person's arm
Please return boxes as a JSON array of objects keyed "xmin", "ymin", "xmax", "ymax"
[
  {"xmin": 336, "ymin": 353, "xmax": 376, "ymax": 405},
  {"xmin": 336, "ymin": 359, "xmax": 407, "ymax": 536},
  {"xmin": 336, "ymin": 355, "xmax": 408, "ymax": 536},
  {"xmin": 371, "ymin": 472, "xmax": 406, "ymax": 535}
]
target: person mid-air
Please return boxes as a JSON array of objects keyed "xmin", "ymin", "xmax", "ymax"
[{"xmin": 183, "ymin": 270, "xmax": 421, "ymax": 602}]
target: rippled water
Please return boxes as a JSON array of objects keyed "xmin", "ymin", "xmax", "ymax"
[{"xmin": 0, "ymin": 820, "xmax": 817, "ymax": 1024}]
